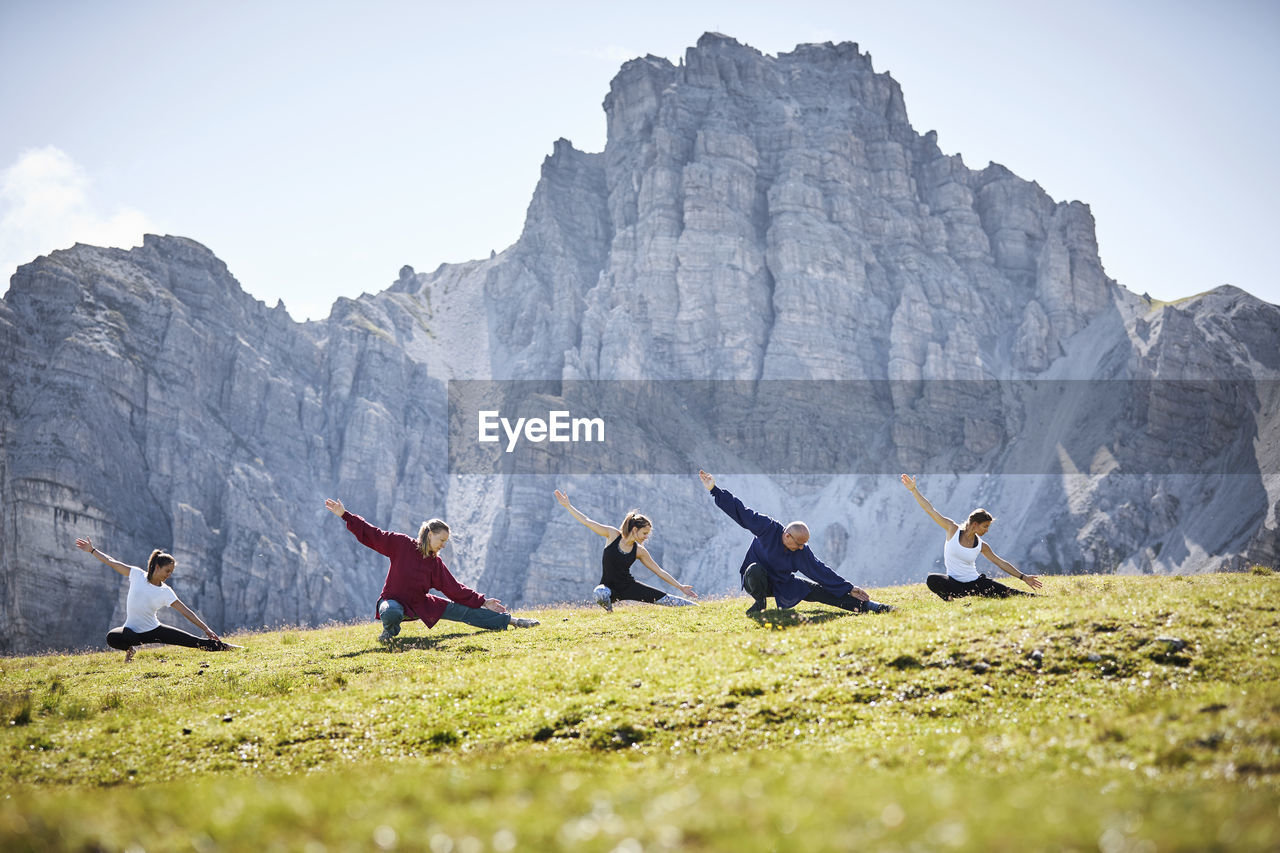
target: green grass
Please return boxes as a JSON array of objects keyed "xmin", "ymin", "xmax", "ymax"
[{"xmin": 2, "ymin": 575, "xmax": 1278, "ymax": 851}]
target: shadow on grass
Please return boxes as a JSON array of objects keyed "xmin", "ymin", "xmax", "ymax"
[
  {"xmin": 748, "ymin": 608, "xmax": 854, "ymax": 629},
  {"xmin": 335, "ymin": 629, "xmax": 487, "ymax": 657}
]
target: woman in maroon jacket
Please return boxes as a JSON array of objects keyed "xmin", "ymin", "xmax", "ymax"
[{"xmin": 325, "ymin": 498, "xmax": 539, "ymax": 642}]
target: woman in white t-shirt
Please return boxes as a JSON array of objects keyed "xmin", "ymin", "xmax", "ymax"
[
  {"xmin": 76, "ymin": 537, "xmax": 230, "ymax": 661},
  {"xmin": 900, "ymin": 475, "xmax": 1044, "ymax": 600}
]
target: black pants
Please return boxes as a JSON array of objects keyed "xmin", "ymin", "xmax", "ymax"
[
  {"xmin": 743, "ymin": 562, "xmax": 869, "ymax": 612},
  {"xmin": 106, "ymin": 625, "xmax": 222, "ymax": 651},
  {"xmin": 600, "ymin": 577, "xmax": 668, "ymax": 604},
  {"xmin": 926, "ymin": 573, "xmax": 1031, "ymax": 601}
]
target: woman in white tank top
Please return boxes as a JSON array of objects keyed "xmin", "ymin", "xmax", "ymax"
[{"xmin": 900, "ymin": 475, "xmax": 1044, "ymax": 600}]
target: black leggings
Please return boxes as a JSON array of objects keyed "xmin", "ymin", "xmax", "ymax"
[
  {"xmin": 743, "ymin": 563, "xmax": 871, "ymax": 612},
  {"xmin": 601, "ymin": 578, "xmax": 667, "ymax": 604},
  {"xmin": 926, "ymin": 573, "xmax": 1031, "ymax": 601},
  {"xmin": 106, "ymin": 625, "xmax": 222, "ymax": 652}
]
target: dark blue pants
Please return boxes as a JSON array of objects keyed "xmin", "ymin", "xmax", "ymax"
[{"xmin": 742, "ymin": 562, "xmax": 869, "ymax": 612}]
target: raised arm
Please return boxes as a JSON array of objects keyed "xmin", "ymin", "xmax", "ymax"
[
  {"xmin": 635, "ymin": 547, "xmax": 698, "ymax": 599},
  {"xmin": 700, "ymin": 470, "xmax": 780, "ymax": 539},
  {"xmin": 554, "ymin": 490, "xmax": 619, "ymax": 539},
  {"xmin": 75, "ymin": 537, "xmax": 133, "ymax": 578},
  {"xmin": 326, "ymin": 498, "xmax": 399, "ymax": 557},
  {"xmin": 899, "ymin": 475, "xmax": 958, "ymax": 535},
  {"xmin": 981, "ymin": 542, "xmax": 1043, "ymax": 590},
  {"xmin": 170, "ymin": 599, "xmax": 222, "ymax": 642}
]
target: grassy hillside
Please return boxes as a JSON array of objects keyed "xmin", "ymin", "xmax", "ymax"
[{"xmin": 2, "ymin": 574, "xmax": 1277, "ymax": 851}]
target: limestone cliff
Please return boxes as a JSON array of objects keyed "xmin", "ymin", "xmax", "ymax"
[{"xmin": 2, "ymin": 34, "xmax": 1277, "ymax": 653}]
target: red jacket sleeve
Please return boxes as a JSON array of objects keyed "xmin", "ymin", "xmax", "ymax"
[
  {"xmin": 343, "ymin": 511, "xmax": 408, "ymax": 558},
  {"xmin": 431, "ymin": 561, "xmax": 487, "ymax": 609}
]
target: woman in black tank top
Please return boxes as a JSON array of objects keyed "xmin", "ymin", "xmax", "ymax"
[{"xmin": 554, "ymin": 490, "xmax": 698, "ymax": 612}]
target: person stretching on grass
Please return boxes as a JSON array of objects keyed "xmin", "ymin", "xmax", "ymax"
[
  {"xmin": 553, "ymin": 490, "xmax": 697, "ymax": 611},
  {"xmin": 75, "ymin": 537, "xmax": 231, "ymax": 661},
  {"xmin": 900, "ymin": 474, "xmax": 1043, "ymax": 599},
  {"xmin": 325, "ymin": 498, "xmax": 539, "ymax": 642},
  {"xmin": 698, "ymin": 470, "xmax": 892, "ymax": 615}
]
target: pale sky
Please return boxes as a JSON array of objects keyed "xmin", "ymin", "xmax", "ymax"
[{"xmin": 2, "ymin": 0, "xmax": 1277, "ymax": 321}]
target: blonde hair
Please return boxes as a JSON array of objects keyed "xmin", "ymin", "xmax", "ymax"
[{"xmin": 417, "ymin": 519, "xmax": 450, "ymax": 557}]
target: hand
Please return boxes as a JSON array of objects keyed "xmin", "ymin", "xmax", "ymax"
[
  {"xmin": 698, "ymin": 469, "xmax": 716, "ymax": 491},
  {"xmin": 75, "ymin": 537, "xmax": 95, "ymax": 553},
  {"xmin": 325, "ymin": 498, "xmax": 346, "ymax": 517},
  {"xmin": 553, "ymin": 489, "xmax": 570, "ymax": 508},
  {"xmin": 679, "ymin": 584, "xmax": 698, "ymax": 599},
  {"xmin": 1021, "ymin": 573, "xmax": 1044, "ymax": 590},
  {"xmin": 206, "ymin": 630, "xmax": 222, "ymax": 642},
  {"xmin": 849, "ymin": 586, "xmax": 870, "ymax": 602},
  {"xmin": 900, "ymin": 474, "xmax": 917, "ymax": 492},
  {"xmin": 483, "ymin": 599, "xmax": 509, "ymax": 614}
]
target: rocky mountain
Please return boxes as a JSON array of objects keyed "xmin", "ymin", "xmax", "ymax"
[{"xmin": 3, "ymin": 34, "xmax": 1277, "ymax": 653}]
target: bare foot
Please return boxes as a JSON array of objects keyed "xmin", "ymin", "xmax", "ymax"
[{"xmin": 124, "ymin": 647, "xmax": 136, "ymax": 662}]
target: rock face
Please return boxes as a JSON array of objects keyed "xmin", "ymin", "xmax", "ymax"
[{"xmin": 3, "ymin": 34, "xmax": 1278, "ymax": 653}]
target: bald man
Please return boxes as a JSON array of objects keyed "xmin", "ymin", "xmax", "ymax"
[{"xmin": 700, "ymin": 470, "xmax": 892, "ymax": 615}]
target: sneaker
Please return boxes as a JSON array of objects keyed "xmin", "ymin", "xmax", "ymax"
[
  {"xmin": 509, "ymin": 617, "xmax": 540, "ymax": 629},
  {"xmin": 865, "ymin": 600, "xmax": 894, "ymax": 614},
  {"xmin": 745, "ymin": 598, "xmax": 767, "ymax": 615},
  {"xmin": 592, "ymin": 586, "xmax": 613, "ymax": 613},
  {"xmin": 378, "ymin": 629, "xmax": 395, "ymax": 644}
]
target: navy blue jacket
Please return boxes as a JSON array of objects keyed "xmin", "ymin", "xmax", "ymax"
[{"xmin": 710, "ymin": 485, "xmax": 854, "ymax": 608}]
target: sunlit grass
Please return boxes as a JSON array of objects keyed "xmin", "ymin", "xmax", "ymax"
[{"xmin": 2, "ymin": 574, "xmax": 1277, "ymax": 851}]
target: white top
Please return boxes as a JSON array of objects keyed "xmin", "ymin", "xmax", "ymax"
[
  {"xmin": 943, "ymin": 529, "xmax": 983, "ymax": 583},
  {"xmin": 124, "ymin": 567, "xmax": 178, "ymax": 631}
]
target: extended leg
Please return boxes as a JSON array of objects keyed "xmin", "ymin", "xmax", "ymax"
[
  {"xmin": 800, "ymin": 582, "xmax": 893, "ymax": 613},
  {"xmin": 974, "ymin": 575, "xmax": 1033, "ymax": 598},
  {"xmin": 612, "ymin": 580, "xmax": 691, "ymax": 607},
  {"xmin": 799, "ymin": 583, "xmax": 866, "ymax": 612},
  {"xmin": 439, "ymin": 601, "xmax": 512, "ymax": 631},
  {"xmin": 144, "ymin": 624, "xmax": 224, "ymax": 651}
]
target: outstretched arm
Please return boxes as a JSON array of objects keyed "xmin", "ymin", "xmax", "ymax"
[
  {"xmin": 325, "ymin": 498, "xmax": 399, "ymax": 557},
  {"xmin": 796, "ymin": 553, "xmax": 868, "ymax": 602},
  {"xmin": 171, "ymin": 599, "xmax": 221, "ymax": 642},
  {"xmin": 700, "ymin": 470, "xmax": 780, "ymax": 539},
  {"xmin": 554, "ymin": 490, "xmax": 620, "ymax": 539},
  {"xmin": 431, "ymin": 564, "xmax": 496, "ymax": 612},
  {"xmin": 981, "ymin": 543, "xmax": 1043, "ymax": 590},
  {"xmin": 75, "ymin": 538, "xmax": 132, "ymax": 578},
  {"xmin": 635, "ymin": 547, "xmax": 698, "ymax": 599},
  {"xmin": 900, "ymin": 475, "xmax": 958, "ymax": 535}
]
